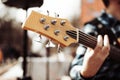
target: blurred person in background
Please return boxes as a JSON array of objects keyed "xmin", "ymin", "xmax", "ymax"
[
  {"xmin": 0, "ymin": 45, "xmax": 20, "ymax": 64},
  {"xmin": 69, "ymin": 0, "xmax": 120, "ymax": 80},
  {"xmin": 0, "ymin": 1, "xmax": 29, "ymax": 78},
  {"xmin": 0, "ymin": 46, "xmax": 20, "ymax": 80}
]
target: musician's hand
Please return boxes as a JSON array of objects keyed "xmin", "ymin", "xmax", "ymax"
[{"xmin": 80, "ymin": 35, "xmax": 110, "ymax": 78}]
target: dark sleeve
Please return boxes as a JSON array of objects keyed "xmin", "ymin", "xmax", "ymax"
[{"xmin": 82, "ymin": 24, "xmax": 98, "ymax": 37}]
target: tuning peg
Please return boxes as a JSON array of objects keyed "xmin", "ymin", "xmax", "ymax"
[
  {"xmin": 33, "ymin": 35, "xmax": 43, "ymax": 43},
  {"xmin": 60, "ymin": 20, "xmax": 66, "ymax": 26},
  {"xmin": 44, "ymin": 25, "xmax": 50, "ymax": 30},
  {"xmin": 51, "ymin": 20, "xmax": 57, "ymax": 25},
  {"xmin": 54, "ymin": 30, "xmax": 60, "ymax": 35},
  {"xmin": 55, "ymin": 12, "xmax": 59, "ymax": 18},
  {"xmin": 57, "ymin": 44, "xmax": 63, "ymax": 53},
  {"xmin": 57, "ymin": 14, "xmax": 59, "ymax": 17},
  {"xmin": 40, "ymin": 18, "xmax": 46, "ymax": 23},
  {"xmin": 39, "ymin": 35, "xmax": 42, "ymax": 39},
  {"xmin": 45, "ymin": 39, "xmax": 51, "ymax": 47},
  {"xmin": 64, "ymin": 36, "xmax": 69, "ymax": 41},
  {"xmin": 47, "ymin": 10, "xmax": 49, "ymax": 16}
]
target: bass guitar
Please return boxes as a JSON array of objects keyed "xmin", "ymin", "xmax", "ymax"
[{"xmin": 22, "ymin": 11, "xmax": 120, "ymax": 62}]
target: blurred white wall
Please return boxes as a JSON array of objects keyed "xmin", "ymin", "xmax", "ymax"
[
  {"xmin": 0, "ymin": 0, "xmax": 26, "ymax": 23},
  {"xmin": 40, "ymin": 0, "xmax": 81, "ymax": 21}
]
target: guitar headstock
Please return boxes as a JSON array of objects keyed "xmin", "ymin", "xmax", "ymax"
[{"xmin": 22, "ymin": 11, "xmax": 77, "ymax": 47}]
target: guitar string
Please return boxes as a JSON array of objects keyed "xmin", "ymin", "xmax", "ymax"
[
  {"xmin": 76, "ymin": 28, "xmax": 79, "ymax": 43},
  {"xmin": 67, "ymin": 31, "xmax": 96, "ymax": 45},
  {"xmin": 66, "ymin": 31, "xmax": 120, "ymax": 62},
  {"xmin": 67, "ymin": 30, "xmax": 97, "ymax": 45},
  {"xmin": 67, "ymin": 31, "xmax": 118, "ymax": 54},
  {"xmin": 79, "ymin": 30, "xmax": 97, "ymax": 40},
  {"xmin": 78, "ymin": 30, "xmax": 97, "ymax": 46},
  {"xmin": 70, "ymin": 31, "xmax": 97, "ymax": 47},
  {"xmin": 69, "ymin": 31, "xmax": 120, "ymax": 62},
  {"xmin": 78, "ymin": 31, "xmax": 118, "ymax": 54},
  {"xmin": 75, "ymin": 32, "xmax": 96, "ymax": 48},
  {"xmin": 68, "ymin": 30, "xmax": 97, "ymax": 43},
  {"xmin": 66, "ymin": 31, "xmax": 97, "ymax": 48}
]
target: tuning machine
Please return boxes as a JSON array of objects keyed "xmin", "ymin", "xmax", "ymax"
[
  {"xmin": 54, "ymin": 30, "xmax": 60, "ymax": 35},
  {"xmin": 44, "ymin": 25, "xmax": 50, "ymax": 30},
  {"xmin": 64, "ymin": 36, "xmax": 69, "ymax": 41},
  {"xmin": 60, "ymin": 20, "xmax": 66, "ymax": 26},
  {"xmin": 40, "ymin": 18, "xmax": 46, "ymax": 23},
  {"xmin": 51, "ymin": 19, "xmax": 57, "ymax": 25}
]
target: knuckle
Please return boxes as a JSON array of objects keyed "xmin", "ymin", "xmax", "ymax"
[
  {"xmin": 96, "ymin": 45, "xmax": 102, "ymax": 50},
  {"xmin": 95, "ymin": 45, "xmax": 102, "ymax": 52},
  {"xmin": 103, "ymin": 46, "xmax": 110, "ymax": 51}
]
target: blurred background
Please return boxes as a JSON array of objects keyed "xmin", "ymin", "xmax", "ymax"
[{"xmin": 0, "ymin": 0, "xmax": 105, "ymax": 80}]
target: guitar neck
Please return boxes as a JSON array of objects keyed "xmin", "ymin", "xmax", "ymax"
[
  {"xmin": 66, "ymin": 30, "xmax": 120, "ymax": 62},
  {"xmin": 66, "ymin": 30, "xmax": 97, "ymax": 49},
  {"xmin": 21, "ymin": 11, "xmax": 120, "ymax": 62}
]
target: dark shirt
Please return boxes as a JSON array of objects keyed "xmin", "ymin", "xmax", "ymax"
[{"xmin": 69, "ymin": 11, "xmax": 120, "ymax": 80}]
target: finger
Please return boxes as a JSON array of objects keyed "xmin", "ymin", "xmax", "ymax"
[
  {"xmin": 97, "ymin": 35, "xmax": 103, "ymax": 47},
  {"xmin": 94, "ymin": 35, "xmax": 103, "ymax": 53},
  {"xmin": 104, "ymin": 35, "xmax": 110, "ymax": 49},
  {"xmin": 103, "ymin": 35, "xmax": 110, "ymax": 52},
  {"xmin": 102, "ymin": 35, "xmax": 110, "ymax": 56}
]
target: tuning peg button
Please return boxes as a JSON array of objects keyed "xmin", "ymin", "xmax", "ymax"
[
  {"xmin": 60, "ymin": 20, "xmax": 66, "ymax": 26},
  {"xmin": 64, "ymin": 36, "xmax": 69, "ymax": 41},
  {"xmin": 44, "ymin": 25, "xmax": 50, "ymax": 30},
  {"xmin": 51, "ymin": 20, "xmax": 57, "ymax": 25},
  {"xmin": 54, "ymin": 30, "xmax": 60, "ymax": 35},
  {"xmin": 40, "ymin": 18, "xmax": 46, "ymax": 23}
]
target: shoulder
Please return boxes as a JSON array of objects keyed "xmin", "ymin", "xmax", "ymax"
[
  {"xmin": 82, "ymin": 18, "xmax": 100, "ymax": 36},
  {"xmin": 83, "ymin": 17, "xmax": 101, "ymax": 31}
]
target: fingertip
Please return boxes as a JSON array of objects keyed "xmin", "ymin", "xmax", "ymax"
[
  {"xmin": 97, "ymin": 35, "xmax": 103, "ymax": 46},
  {"xmin": 104, "ymin": 35, "xmax": 110, "ymax": 47}
]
